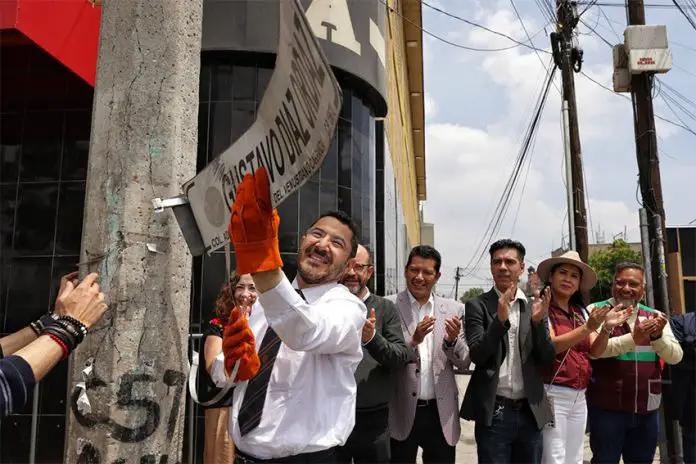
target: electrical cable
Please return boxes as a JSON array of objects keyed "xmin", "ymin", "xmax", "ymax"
[
  {"xmin": 460, "ymin": 61, "xmax": 558, "ymax": 278},
  {"xmin": 670, "ymin": 0, "xmax": 696, "ymax": 30},
  {"xmin": 420, "ymin": 0, "xmax": 551, "ymax": 52},
  {"xmin": 377, "ymin": 0, "xmax": 550, "ymax": 53}
]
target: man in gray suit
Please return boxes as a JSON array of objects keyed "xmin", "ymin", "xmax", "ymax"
[
  {"xmin": 387, "ymin": 245, "xmax": 470, "ymax": 464},
  {"xmin": 460, "ymin": 239, "xmax": 556, "ymax": 464},
  {"xmin": 337, "ymin": 244, "xmax": 409, "ymax": 463}
]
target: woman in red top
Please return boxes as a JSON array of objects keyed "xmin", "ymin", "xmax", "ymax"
[{"xmin": 536, "ymin": 251, "xmax": 631, "ymax": 464}]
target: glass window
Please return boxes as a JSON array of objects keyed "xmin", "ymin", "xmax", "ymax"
[
  {"xmin": 233, "ymin": 65, "xmax": 257, "ymax": 101},
  {"xmin": 13, "ymin": 183, "xmax": 59, "ymax": 255},
  {"xmin": 299, "ymin": 181, "xmax": 319, "ymax": 235},
  {"xmin": 20, "ymin": 112, "xmax": 64, "ymax": 182},
  {"xmin": 0, "ymin": 113, "xmax": 22, "ymax": 183},
  {"xmin": 337, "ymin": 119, "xmax": 352, "ymax": 188}
]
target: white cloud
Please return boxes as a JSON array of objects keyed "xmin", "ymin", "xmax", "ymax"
[{"xmin": 424, "ymin": 93, "xmax": 437, "ymax": 120}]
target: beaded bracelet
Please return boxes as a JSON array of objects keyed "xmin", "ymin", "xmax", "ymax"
[
  {"xmin": 44, "ymin": 325, "xmax": 77, "ymax": 353},
  {"xmin": 55, "ymin": 319, "xmax": 84, "ymax": 344},
  {"xmin": 58, "ymin": 316, "xmax": 88, "ymax": 338},
  {"xmin": 46, "ymin": 333, "xmax": 70, "ymax": 360}
]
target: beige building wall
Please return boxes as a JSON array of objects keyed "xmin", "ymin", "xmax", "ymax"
[{"xmin": 383, "ymin": 0, "xmax": 425, "ymax": 247}]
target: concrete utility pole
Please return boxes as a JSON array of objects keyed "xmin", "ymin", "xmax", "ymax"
[
  {"xmin": 64, "ymin": 1, "xmax": 202, "ymax": 463},
  {"xmin": 555, "ymin": 0, "xmax": 590, "ymax": 262}
]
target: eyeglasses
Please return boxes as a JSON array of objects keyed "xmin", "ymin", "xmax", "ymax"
[{"xmin": 352, "ymin": 263, "xmax": 372, "ymax": 272}]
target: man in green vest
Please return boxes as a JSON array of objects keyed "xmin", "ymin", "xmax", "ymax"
[{"xmin": 587, "ymin": 262, "xmax": 683, "ymax": 464}]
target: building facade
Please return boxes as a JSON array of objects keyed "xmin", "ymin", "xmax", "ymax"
[
  {"xmin": 0, "ymin": 0, "xmax": 426, "ymax": 462},
  {"xmin": 667, "ymin": 225, "xmax": 696, "ymax": 315}
]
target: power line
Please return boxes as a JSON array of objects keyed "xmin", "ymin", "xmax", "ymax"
[
  {"xmin": 377, "ymin": 0, "xmax": 550, "ymax": 52},
  {"xmin": 670, "ymin": 0, "xmax": 696, "ymax": 30},
  {"xmin": 420, "ymin": 0, "xmax": 551, "ymax": 52}
]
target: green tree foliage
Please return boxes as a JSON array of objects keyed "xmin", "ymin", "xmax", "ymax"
[
  {"xmin": 460, "ymin": 287, "xmax": 484, "ymax": 304},
  {"xmin": 587, "ymin": 240, "xmax": 643, "ymax": 302}
]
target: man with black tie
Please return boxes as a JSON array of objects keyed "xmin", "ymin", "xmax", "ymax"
[
  {"xmin": 221, "ymin": 168, "xmax": 367, "ymax": 463},
  {"xmin": 338, "ymin": 244, "xmax": 409, "ymax": 463},
  {"xmin": 461, "ymin": 239, "xmax": 556, "ymax": 464}
]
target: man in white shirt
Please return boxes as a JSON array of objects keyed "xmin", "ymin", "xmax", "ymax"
[
  {"xmin": 387, "ymin": 245, "xmax": 470, "ymax": 463},
  {"xmin": 221, "ymin": 168, "xmax": 366, "ymax": 463}
]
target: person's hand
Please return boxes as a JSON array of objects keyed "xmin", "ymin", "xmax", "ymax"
[
  {"xmin": 412, "ymin": 315, "xmax": 436, "ymax": 346},
  {"xmin": 633, "ymin": 315, "xmax": 655, "ymax": 345},
  {"xmin": 604, "ymin": 304, "xmax": 633, "ymax": 331},
  {"xmin": 648, "ymin": 312, "xmax": 668, "ymax": 340},
  {"xmin": 444, "ymin": 316, "xmax": 461, "ymax": 343},
  {"xmin": 531, "ymin": 287, "xmax": 551, "ymax": 325},
  {"xmin": 362, "ymin": 308, "xmax": 376, "ymax": 343},
  {"xmin": 586, "ymin": 305, "xmax": 611, "ymax": 332},
  {"xmin": 54, "ymin": 271, "xmax": 80, "ymax": 316},
  {"xmin": 56, "ymin": 273, "xmax": 107, "ymax": 329},
  {"xmin": 222, "ymin": 308, "xmax": 260, "ymax": 381},
  {"xmin": 228, "ymin": 167, "xmax": 283, "ymax": 275},
  {"xmin": 498, "ymin": 284, "xmax": 516, "ymax": 322}
]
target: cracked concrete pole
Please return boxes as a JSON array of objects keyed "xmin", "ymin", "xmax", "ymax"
[{"xmin": 64, "ymin": 1, "xmax": 202, "ymax": 462}]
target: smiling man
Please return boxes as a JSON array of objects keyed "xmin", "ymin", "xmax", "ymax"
[
  {"xmin": 336, "ymin": 244, "xmax": 408, "ymax": 463},
  {"xmin": 221, "ymin": 168, "xmax": 366, "ymax": 463},
  {"xmin": 461, "ymin": 238, "xmax": 556, "ymax": 464},
  {"xmin": 387, "ymin": 245, "xmax": 470, "ymax": 464},
  {"xmin": 586, "ymin": 262, "xmax": 683, "ymax": 464}
]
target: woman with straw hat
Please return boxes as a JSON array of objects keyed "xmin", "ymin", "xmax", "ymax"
[{"xmin": 535, "ymin": 251, "xmax": 632, "ymax": 464}]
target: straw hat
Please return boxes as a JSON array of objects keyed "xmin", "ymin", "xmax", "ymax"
[{"xmin": 536, "ymin": 250, "xmax": 597, "ymax": 292}]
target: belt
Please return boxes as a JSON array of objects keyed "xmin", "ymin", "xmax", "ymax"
[
  {"xmin": 235, "ymin": 446, "xmax": 337, "ymax": 463},
  {"xmin": 417, "ymin": 398, "xmax": 436, "ymax": 407},
  {"xmin": 495, "ymin": 395, "xmax": 527, "ymax": 410}
]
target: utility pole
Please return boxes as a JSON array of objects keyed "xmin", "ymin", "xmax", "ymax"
[
  {"xmin": 555, "ymin": 0, "xmax": 590, "ymax": 262},
  {"xmin": 64, "ymin": 1, "xmax": 202, "ymax": 463},
  {"xmin": 626, "ymin": 5, "xmax": 677, "ymax": 462},
  {"xmin": 626, "ymin": 0, "xmax": 668, "ymax": 309},
  {"xmin": 454, "ymin": 266, "xmax": 461, "ymax": 301}
]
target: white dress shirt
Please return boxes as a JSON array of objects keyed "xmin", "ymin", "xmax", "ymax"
[
  {"xmin": 407, "ymin": 291, "xmax": 436, "ymax": 400},
  {"xmin": 219, "ymin": 276, "xmax": 366, "ymax": 460},
  {"xmin": 494, "ymin": 286, "xmax": 527, "ymax": 400}
]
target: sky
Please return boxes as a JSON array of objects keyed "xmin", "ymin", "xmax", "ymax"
[{"xmin": 420, "ymin": 0, "xmax": 696, "ymax": 297}]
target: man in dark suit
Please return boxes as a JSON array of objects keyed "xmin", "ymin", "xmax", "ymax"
[
  {"xmin": 461, "ymin": 239, "xmax": 556, "ymax": 464},
  {"xmin": 337, "ymin": 244, "xmax": 409, "ymax": 463}
]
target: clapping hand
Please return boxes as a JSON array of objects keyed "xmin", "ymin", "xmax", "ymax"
[
  {"xmin": 586, "ymin": 305, "xmax": 611, "ymax": 332},
  {"xmin": 362, "ymin": 308, "xmax": 377, "ymax": 343},
  {"xmin": 412, "ymin": 315, "xmax": 436, "ymax": 346},
  {"xmin": 444, "ymin": 316, "xmax": 461, "ymax": 344},
  {"xmin": 604, "ymin": 304, "xmax": 633, "ymax": 331},
  {"xmin": 531, "ymin": 287, "xmax": 551, "ymax": 325},
  {"xmin": 497, "ymin": 284, "xmax": 516, "ymax": 323}
]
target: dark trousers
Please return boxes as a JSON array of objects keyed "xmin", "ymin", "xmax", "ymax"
[
  {"xmin": 588, "ymin": 406, "xmax": 659, "ymax": 464},
  {"xmin": 682, "ymin": 425, "xmax": 696, "ymax": 464},
  {"xmin": 474, "ymin": 397, "xmax": 543, "ymax": 464},
  {"xmin": 337, "ymin": 406, "xmax": 390, "ymax": 463},
  {"xmin": 390, "ymin": 401, "xmax": 455, "ymax": 464}
]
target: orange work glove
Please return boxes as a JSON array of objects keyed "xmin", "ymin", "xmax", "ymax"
[
  {"xmin": 222, "ymin": 307, "xmax": 260, "ymax": 382},
  {"xmin": 228, "ymin": 167, "xmax": 283, "ymax": 275}
]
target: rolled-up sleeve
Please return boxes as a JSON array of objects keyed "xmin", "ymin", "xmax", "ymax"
[
  {"xmin": 0, "ymin": 356, "xmax": 36, "ymax": 418},
  {"xmin": 259, "ymin": 278, "xmax": 366, "ymax": 355}
]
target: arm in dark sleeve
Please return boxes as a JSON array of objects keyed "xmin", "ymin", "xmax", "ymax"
[
  {"xmin": 465, "ymin": 297, "xmax": 508, "ymax": 366},
  {"xmin": 0, "ymin": 356, "xmax": 37, "ymax": 418},
  {"xmin": 532, "ymin": 315, "xmax": 557, "ymax": 366},
  {"xmin": 364, "ymin": 299, "xmax": 410, "ymax": 368}
]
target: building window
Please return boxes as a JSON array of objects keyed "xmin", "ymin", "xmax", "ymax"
[{"xmin": 0, "ymin": 42, "xmax": 93, "ymax": 463}]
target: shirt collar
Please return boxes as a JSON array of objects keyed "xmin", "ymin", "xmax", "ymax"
[
  {"xmin": 291, "ymin": 278, "xmax": 339, "ymax": 304},
  {"xmin": 493, "ymin": 286, "xmax": 527, "ymax": 303},
  {"xmin": 407, "ymin": 290, "xmax": 434, "ymax": 308},
  {"xmin": 360, "ymin": 287, "xmax": 371, "ymax": 302}
]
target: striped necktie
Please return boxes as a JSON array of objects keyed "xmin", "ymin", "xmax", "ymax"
[{"xmin": 237, "ymin": 288, "xmax": 306, "ymax": 436}]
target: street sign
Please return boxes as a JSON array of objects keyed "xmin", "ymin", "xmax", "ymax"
[{"xmin": 182, "ymin": 0, "xmax": 342, "ymax": 254}]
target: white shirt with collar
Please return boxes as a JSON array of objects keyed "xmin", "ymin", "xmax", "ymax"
[
  {"xmin": 494, "ymin": 286, "xmax": 527, "ymax": 400},
  {"xmin": 407, "ymin": 291, "xmax": 436, "ymax": 400},
  {"xmin": 220, "ymin": 275, "xmax": 366, "ymax": 460}
]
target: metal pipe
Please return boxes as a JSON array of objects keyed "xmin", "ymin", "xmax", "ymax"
[
  {"xmin": 29, "ymin": 381, "xmax": 40, "ymax": 464},
  {"xmin": 562, "ymin": 100, "xmax": 576, "ymax": 250},
  {"xmin": 639, "ymin": 208, "xmax": 655, "ymax": 307}
]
